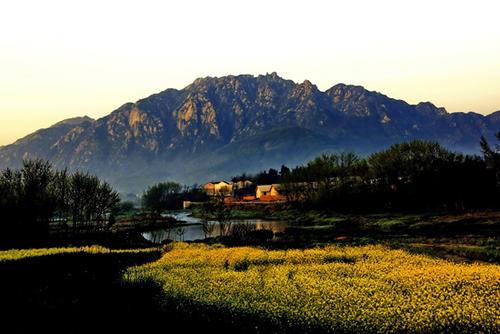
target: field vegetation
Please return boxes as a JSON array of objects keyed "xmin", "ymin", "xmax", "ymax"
[
  {"xmin": 0, "ymin": 246, "xmax": 163, "ymax": 333},
  {"xmin": 125, "ymin": 242, "xmax": 500, "ymax": 333},
  {"xmin": 0, "ymin": 245, "xmax": 158, "ymax": 262}
]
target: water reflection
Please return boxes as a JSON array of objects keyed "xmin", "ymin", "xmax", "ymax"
[
  {"xmin": 143, "ymin": 211, "xmax": 288, "ymax": 242},
  {"xmin": 161, "ymin": 211, "xmax": 202, "ymax": 224}
]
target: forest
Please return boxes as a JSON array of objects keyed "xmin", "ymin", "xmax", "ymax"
[
  {"xmin": 232, "ymin": 137, "xmax": 500, "ymax": 212},
  {"xmin": 0, "ymin": 160, "xmax": 120, "ymax": 246}
]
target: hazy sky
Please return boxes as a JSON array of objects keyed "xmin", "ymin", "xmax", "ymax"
[{"xmin": 1, "ymin": 0, "xmax": 499, "ymax": 145}]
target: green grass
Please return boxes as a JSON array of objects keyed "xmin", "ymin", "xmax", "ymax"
[{"xmin": 400, "ymin": 241, "xmax": 500, "ymax": 263}]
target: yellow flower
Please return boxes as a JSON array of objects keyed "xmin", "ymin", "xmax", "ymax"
[{"xmin": 125, "ymin": 242, "xmax": 500, "ymax": 333}]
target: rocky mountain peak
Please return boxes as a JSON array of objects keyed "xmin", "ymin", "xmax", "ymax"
[
  {"xmin": 486, "ymin": 110, "xmax": 500, "ymax": 123},
  {"xmin": 52, "ymin": 116, "xmax": 95, "ymax": 128},
  {"xmin": 300, "ymin": 79, "xmax": 316, "ymax": 92},
  {"xmin": 415, "ymin": 102, "xmax": 447, "ymax": 116},
  {"xmin": 0, "ymin": 73, "xmax": 498, "ymax": 193}
]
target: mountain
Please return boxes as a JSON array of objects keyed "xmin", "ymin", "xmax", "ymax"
[
  {"xmin": 0, "ymin": 73, "xmax": 498, "ymax": 194},
  {"xmin": 0, "ymin": 116, "xmax": 94, "ymax": 168}
]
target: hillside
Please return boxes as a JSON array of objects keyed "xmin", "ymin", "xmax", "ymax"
[{"xmin": 0, "ymin": 73, "xmax": 498, "ymax": 193}]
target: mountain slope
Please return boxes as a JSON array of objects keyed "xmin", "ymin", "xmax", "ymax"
[
  {"xmin": 186, "ymin": 127, "xmax": 340, "ymax": 182},
  {"xmin": 0, "ymin": 116, "xmax": 94, "ymax": 169},
  {"xmin": 0, "ymin": 73, "xmax": 498, "ymax": 193}
]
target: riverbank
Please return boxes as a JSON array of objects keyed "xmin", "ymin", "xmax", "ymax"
[
  {"xmin": 44, "ymin": 206, "xmax": 499, "ymax": 256},
  {"xmin": 188, "ymin": 207, "xmax": 500, "ymax": 263},
  {"xmin": 29, "ymin": 208, "xmax": 499, "ymax": 263},
  {"xmin": 111, "ymin": 212, "xmax": 188, "ymax": 232},
  {"xmin": 192, "ymin": 206, "xmax": 500, "ymax": 229}
]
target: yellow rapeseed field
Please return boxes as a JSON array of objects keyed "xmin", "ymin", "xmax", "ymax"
[
  {"xmin": 125, "ymin": 242, "xmax": 500, "ymax": 333},
  {"xmin": 0, "ymin": 246, "xmax": 158, "ymax": 262}
]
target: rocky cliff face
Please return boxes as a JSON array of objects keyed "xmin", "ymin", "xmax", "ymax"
[{"xmin": 0, "ymin": 73, "xmax": 498, "ymax": 193}]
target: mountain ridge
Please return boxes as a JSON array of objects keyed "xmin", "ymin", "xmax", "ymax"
[{"xmin": 0, "ymin": 73, "xmax": 498, "ymax": 193}]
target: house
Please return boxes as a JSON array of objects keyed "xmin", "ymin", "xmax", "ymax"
[
  {"xmin": 255, "ymin": 184, "xmax": 285, "ymax": 202},
  {"xmin": 256, "ymin": 185, "xmax": 273, "ymax": 198},
  {"xmin": 233, "ymin": 179, "xmax": 254, "ymax": 190},
  {"xmin": 203, "ymin": 181, "xmax": 233, "ymax": 196},
  {"xmin": 203, "ymin": 182, "xmax": 215, "ymax": 196},
  {"xmin": 232, "ymin": 180, "xmax": 255, "ymax": 199}
]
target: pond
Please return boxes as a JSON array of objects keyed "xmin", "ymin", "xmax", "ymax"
[{"xmin": 141, "ymin": 211, "xmax": 289, "ymax": 243}]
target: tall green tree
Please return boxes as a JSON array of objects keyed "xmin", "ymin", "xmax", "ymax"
[
  {"xmin": 0, "ymin": 159, "xmax": 121, "ymax": 245},
  {"xmin": 480, "ymin": 132, "xmax": 500, "ymax": 188},
  {"xmin": 142, "ymin": 181, "xmax": 183, "ymax": 213}
]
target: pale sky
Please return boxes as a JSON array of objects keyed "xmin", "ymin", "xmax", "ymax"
[{"xmin": 1, "ymin": 0, "xmax": 499, "ymax": 145}]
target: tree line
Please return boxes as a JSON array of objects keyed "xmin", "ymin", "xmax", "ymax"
[
  {"xmin": 0, "ymin": 159, "xmax": 120, "ymax": 244},
  {"xmin": 142, "ymin": 137, "xmax": 499, "ymax": 213},
  {"xmin": 281, "ymin": 138, "xmax": 499, "ymax": 212},
  {"xmin": 141, "ymin": 181, "xmax": 208, "ymax": 213},
  {"xmin": 232, "ymin": 165, "xmax": 291, "ymax": 186}
]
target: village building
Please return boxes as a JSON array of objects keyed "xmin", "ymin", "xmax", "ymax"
[
  {"xmin": 233, "ymin": 179, "xmax": 254, "ymax": 190},
  {"xmin": 203, "ymin": 181, "xmax": 233, "ymax": 196},
  {"xmin": 232, "ymin": 179, "xmax": 255, "ymax": 200},
  {"xmin": 255, "ymin": 184, "xmax": 285, "ymax": 202},
  {"xmin": 202, "ymin": 180, "xmax": 287, "ymax": 202}
]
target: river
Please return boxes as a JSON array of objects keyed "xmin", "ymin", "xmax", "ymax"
[{"xmin": 141, "ymin": 211, "xmax": 289, "ymax": 242}]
